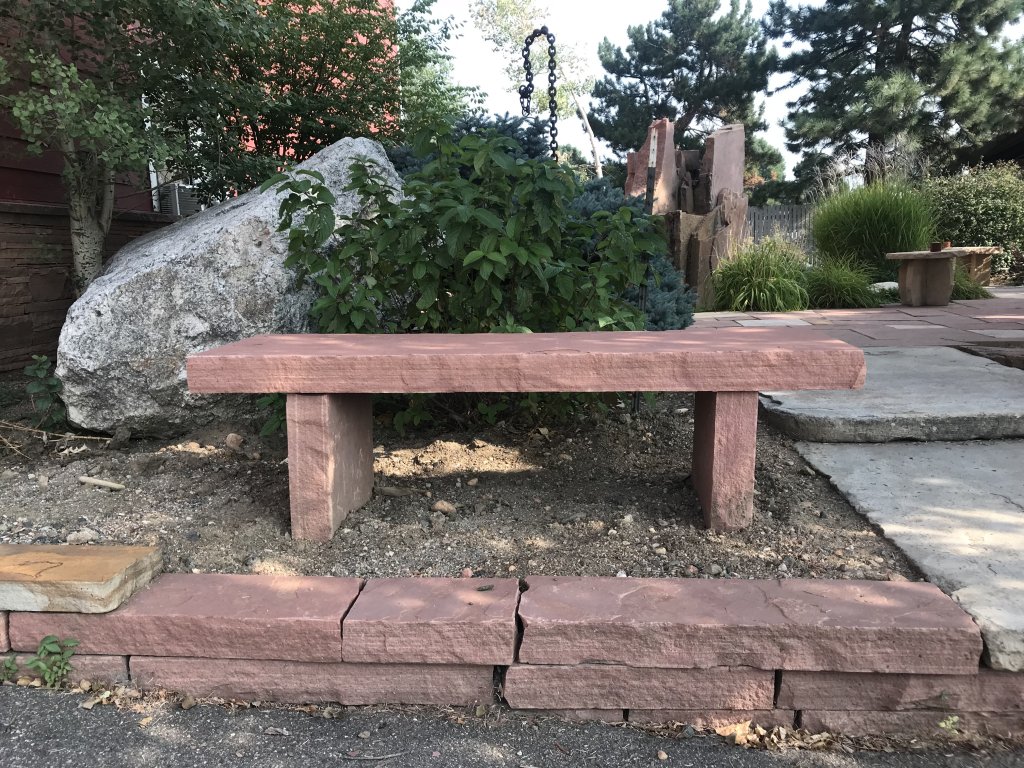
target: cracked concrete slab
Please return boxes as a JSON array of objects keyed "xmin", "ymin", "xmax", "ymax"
[
  {"xmin": 797, "ymin": 440, "xmax": 1024, "ymax": 671},
  {"xmin": 761, "ymin": 347, "xmax": 1024, "ymax": 442}
]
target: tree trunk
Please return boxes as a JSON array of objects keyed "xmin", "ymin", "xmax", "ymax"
[
  {"xmin": 61, "ymin": 136, "xmax": 114, "ymax": 295},
  {"xmin": 569, "ymin": 89, "xmax": 603, "ymax": 179}
]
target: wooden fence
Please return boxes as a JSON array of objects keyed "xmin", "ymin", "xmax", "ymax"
[{"xmin": 745, "ymin": 204, "xmax": 815, "ymax": 256}]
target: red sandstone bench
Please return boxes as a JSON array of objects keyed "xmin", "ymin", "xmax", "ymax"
[{"xmin": 186, "ymin": 329, "xmax": 865, "ymax": 541}]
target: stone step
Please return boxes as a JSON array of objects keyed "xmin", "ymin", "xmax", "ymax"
[
  {"xmin": 9, "ymin": 573, "xmax": 361, "ymax": 661},
  {"xmin": 518, "ymin": 576, "xmax": 982, "ymax": 674},
  {"xmin": 342, "ymin": 577, "xmax": 519, "ymax": 665},
  {"xmin": 762, "ymin": 347, "xmax": 1024, "ymax": 442},
  {"xmin": 0, "ymin": 544, "xmax": 161, "ymax": 613}
]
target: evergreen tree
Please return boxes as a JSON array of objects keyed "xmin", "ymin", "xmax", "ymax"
[
  {"xmin": 768, "ymin": 0, "xmax": 1024, "ymax": 176},
  {"xmin": 589, "ymin": 0, "xmax": 776, "ymax": 156}
]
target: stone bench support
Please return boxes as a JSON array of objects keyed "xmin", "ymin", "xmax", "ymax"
[
  {"xmin": 187, "ymin": 329, "xmax": 865, "ymax": 541},
  {"xmin": 692, "ymin": 391, "xmax": 758, "ymax": 530},
  {"xmin": 286, "ymin": 394, "xmax": 374, "ymax": 540}
]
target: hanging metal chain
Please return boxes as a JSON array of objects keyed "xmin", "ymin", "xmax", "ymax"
[{"xmin": 519, "ymin": 26, "xmax": 558, "ymax": 161}]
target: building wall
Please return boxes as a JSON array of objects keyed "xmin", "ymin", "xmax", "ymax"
[{"xmin": 0, "ymin": 202, "xmax": 175, "ymax": 372}]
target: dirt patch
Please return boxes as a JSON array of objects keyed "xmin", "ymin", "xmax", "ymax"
[{"xmin": 0, "ymin": 372, "xmax": 920, "ymax": 582}]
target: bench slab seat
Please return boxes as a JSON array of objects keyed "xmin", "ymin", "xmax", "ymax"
[{"xmin": 187, "ymin": 329, "xmax": 865, "ymax": 541}]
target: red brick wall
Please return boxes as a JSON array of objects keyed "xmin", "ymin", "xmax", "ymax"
[{"xmin": 0, "ymin": 202, "xmax": 176, "ymax": 372}]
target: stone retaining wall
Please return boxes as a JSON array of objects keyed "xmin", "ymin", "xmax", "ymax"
[{"xmin": 1, "ymin": 574, "xmax": 1021, "ymax": 738}]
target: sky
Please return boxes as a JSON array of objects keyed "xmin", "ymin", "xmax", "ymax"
[{"xmin": 400, "ymin": 0, "xmax": 804, "ymax": 174}]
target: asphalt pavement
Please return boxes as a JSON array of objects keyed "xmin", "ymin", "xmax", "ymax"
[{"xmin": 1, "ymin": 688, "xmax": 1022, "ymax": 768}]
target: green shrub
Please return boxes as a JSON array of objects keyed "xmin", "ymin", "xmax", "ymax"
[
  {"xmin": 265, "ymin": 127, "xmax": 667, "ymax": 428},
  {"xmin": 812, "ymin": 183, "xmax": 934, "ymax": 280},
  {"xmin": 23, "ymin": 355, "xmax": 65, "ymax": 430},
  {"xmin": 713, "ymin": 238, "xmax": 809, "ymax": 312},
  {"xmin": 924, "ymin": 163, "xmax": 1024, "ymax": 283},
  {"xmin": 805, "ymin": 258, "xmax": 881, "ymax": 309},
  {"xmin": 572, "ymin": 178, "xmax": 696, "ymax": 331},
  {"xmin": 951, "ymin": 265, "xmax": 994, "ymax": 300}
]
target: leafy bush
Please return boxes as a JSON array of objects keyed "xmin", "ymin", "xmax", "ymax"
[
  {"xmin": 805, "ymin": 258, "xmax": 881, "ymax": 309},
  {"xmin": 23, "ymin": 355, "xmax": 65, "ymax": 430},
  {"xmin": 924, "ymin": 163, "xmax": 1024, "ymax": 283},
  {"xmin": 951, "ymin": 265, "xmax": 993, "ymax": 300},
  {"xmin": 713, "ymin": 238, "xmax": 809, "ymax": 312},
  {"xmin": 269, "ymin": 128, "xmax": 660, "ymax": 335},
  {"xmin": 266, "ymin": 127, "xmax": 669, "ymax": 427},
  {"xmin": 812, "ymin": 183, "xmax": 934, "ymax": 280},
  {"xmin": 25, "ymin": 635, "xmax": 78, "ymax": 689}
]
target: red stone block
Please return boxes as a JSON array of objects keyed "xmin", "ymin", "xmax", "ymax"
[
  {"xmin": 531, "ymin": 710, "xmax": 625, "ymax": 723},
  {"xmin": 286, "ymin": 394, "xmax": 374, "ymax": 541},
  {"xmin": 502, "ymin": 664, "xmax": 773, "ymax": 710},
  {"xmin": 1, "ymin": 612, "xmax": 8, "ymax": 652},
  {"xmin": 629, "ymin": 709, "xmax": 795, "ymax": 729},
  {"xmin": 778, "ymin": 670, "xmax": 1024, "ymax": 712},
  {"xmin": 802, "ymin": 709, "xmax": 1024, "ymax": 737},
  {"xmin": 130, "ymin": 657, "xmax": 494, "ymax": 706},
  {"xmin": 9, "ymin": 654, "xmax": 129, "ymax": 685},
  {"xmin": 518, "ymin": 577, "xmax": 982, "ymax": 674},
  {"xmin": 9, "ymin": 573, "xmax": 361, "ymax": 661},
  {"xmin": 343, "ymin": 578, "xmax": 519, "ymax": 665},
  {"xmin": 186, "ymin": 329, "xmax": 866, "ymax": 395}
]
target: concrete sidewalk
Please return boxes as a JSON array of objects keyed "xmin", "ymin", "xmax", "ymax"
[{"xmin": 798, "ymin": 440, "xmax": 1024, "ymax": 672}]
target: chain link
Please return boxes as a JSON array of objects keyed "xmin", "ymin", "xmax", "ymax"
[{"xmin": 518, "ymin": 26, "xmax": 558, "ymax": 161}]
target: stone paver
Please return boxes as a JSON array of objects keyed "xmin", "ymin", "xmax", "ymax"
[
  {"xmin": 0, "ymin": 544, "xmax": 161, "ymax": 613},
  {"xmin": 503, "ymin": 664, "xmax": 774, "ymax": 710},
  {"xmin": 130, "ymin": 657, "xmax": 494, "ymax": 706},
  {"xmin": 797, "ymin": 440, "xmax": 1024, "ymax": 671},
  {"xmin": 762, "ymin": 347, "xmax": 1024, "ymax": 441},
  {"xmin": 517, "ymin": 576, "xmax": 981, "ymax": 674},
  {"xmin": 693, "ymin": 291, "xmax": 1024, "ymax": 348},
  {"xmin": 343, "ymin": 578, "xmax": 519, "ymax": 665},
  {"xmin": 9, "ymin": 573, "xmax": 362, "ymax": 661}
]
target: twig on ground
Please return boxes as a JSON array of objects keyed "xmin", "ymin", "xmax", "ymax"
[
  {"xmin": 0, "ymin": 433, "xmax": 27, "ymax": 458},
  {"xmin": 0, "ymin": 420, "xmax": 110, "ymax": 443},
  {"xmin": 77, "ymin": 476, "xmax": 126, "ymax": 491},
  {"xmin": 341, "ymin": 753, "xmax": 407, "ymax": 762}
]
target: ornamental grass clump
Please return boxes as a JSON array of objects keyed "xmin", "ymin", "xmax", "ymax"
[
  {"xmin": 812, "ymin": 183, "xmax": 934, "ymax": 280},
  {"xmin": 805, "ymin": 257, "xmax": 880, "ymax": 309},
  {"xmin": 713, "ymin": 237, "xmax": 809, "ymax": 312}
]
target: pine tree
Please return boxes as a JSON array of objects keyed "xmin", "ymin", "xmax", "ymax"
[
  {"xmin": 589, "ymin": 0, "xmax": 776, "ymax": 156},
  {"xmin": 768, "ymin": 0, "xmax": 1024, "ymax": 176}
]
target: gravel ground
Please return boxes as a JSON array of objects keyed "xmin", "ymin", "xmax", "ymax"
[
  {"xmin": 0, "ymin": 374, "xmax": 920, "ymax": 582},
  {"xmin": 1, "ymin": 688, "xmax": 1022, "ymax": 768}
]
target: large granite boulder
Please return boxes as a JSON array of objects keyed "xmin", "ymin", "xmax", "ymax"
[{"xmin": 57, "ymin": 138, "xmax": 401, "ymax": 435}]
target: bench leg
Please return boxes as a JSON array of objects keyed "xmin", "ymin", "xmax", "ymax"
[
  {"xmin": 899, "ymin": 258, "xmax": 954, "ymax": 306},
  {"xmin": 286, "ymin": 394, "xmax": 374, "ymax": 541},
  {"xmin": 691, "ymin": 391, "xmax": 758, "ymax": 531}
]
